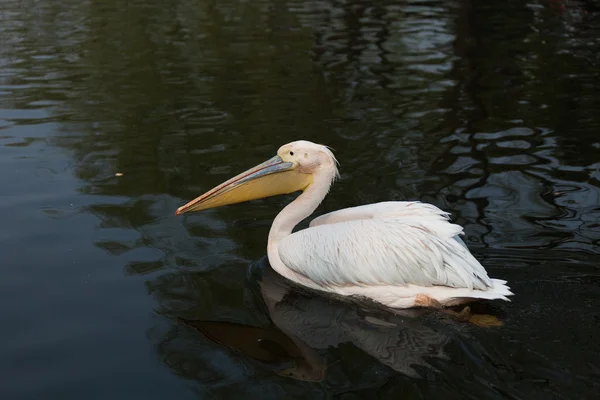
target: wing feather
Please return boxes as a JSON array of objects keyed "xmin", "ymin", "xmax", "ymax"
[
  {"xmin": 310, "ymin": 201, "xmax": 450, "ymax": 228},
  {"xmin": 279, "ymin": 203, "xmax": 492, "ymax": 290}
]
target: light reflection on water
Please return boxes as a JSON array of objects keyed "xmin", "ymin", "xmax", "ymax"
[{"xmin": 1, "ymin": 0, "xmax": 600, "ymax": 398}]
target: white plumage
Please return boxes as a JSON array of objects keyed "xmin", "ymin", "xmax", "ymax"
[
  {"xmin": 276, "ymin": 201, "xmax": 512, "ymax": 308},
  {"xmin": 177, "ymin": 140, "xmax": 513, "ymax": 309},
  {"xmin": 281, "ymin": 202, "xmax": 491, "ymax": 290}
]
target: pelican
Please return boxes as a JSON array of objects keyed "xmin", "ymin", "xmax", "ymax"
[{"xmin": 176, "ymin": 140, "xmax": 513, "ymax": 309}]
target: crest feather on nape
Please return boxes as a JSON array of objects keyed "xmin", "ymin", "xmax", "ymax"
[{"xmin": 321, "ymin": 144, "xmax": 340, "ymax": 178}]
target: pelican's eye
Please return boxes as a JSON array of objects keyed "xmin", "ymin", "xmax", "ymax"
[{"xmin": 289, "ymin": 151, "xmax": 294, "ymax": 156}]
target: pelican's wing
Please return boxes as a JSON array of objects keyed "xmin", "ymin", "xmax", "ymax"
[
  {"xmin": 311, "ymin": 201, "xmax": 469, "ymax": 251},
  {"xmin": 312, "ymin": 201, "xmax": 469, "ymax": 251},
  {"xmin": 280, "ymin": 202, "xmax": 492, "ymax": 290},
  {"xmin": 310, "ymin": 201, "xmax": 451, "ymax": 227}
]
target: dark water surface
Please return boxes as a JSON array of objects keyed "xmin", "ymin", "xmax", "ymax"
[{"xmin": 2, "ymin": 0, "xmax": 600, "ymax": 398}]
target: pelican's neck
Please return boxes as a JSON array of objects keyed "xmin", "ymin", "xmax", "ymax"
[{"xmin": 268, "ymin": 168, "xmax": 335, "ymax": 243}]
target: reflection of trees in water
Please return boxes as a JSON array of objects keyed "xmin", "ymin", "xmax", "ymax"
[
  {"xmin": 300, "ymin": 0, "xmax": 462, "ymax": 204},
  {"xmin": 248, "ymin": 0, "xmax": 600, "ymax": 255},
  {"xmin": 427, "ymin": 0, "xmax": 600, "ymax": 252},
  {"xmin": 12, "ymin": 0, "xmax": 597, "ymax": 256}
]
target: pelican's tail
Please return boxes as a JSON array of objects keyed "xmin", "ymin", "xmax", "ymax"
[
  {"xmin": 488, "ymin": 278, "xmax": 513, "ymax": 299},
  {"xmin": 437, "ymin": 278, "xmax": 513, "ymax": 306}
]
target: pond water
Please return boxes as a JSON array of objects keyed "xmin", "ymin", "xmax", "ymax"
[{"xmin": 1, "ymin": 0, "xmax": 600, "ymax": 398}]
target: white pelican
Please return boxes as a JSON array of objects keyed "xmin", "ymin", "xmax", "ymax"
[{"xmin": 176, "ymin": 140, "xmax": 513, "ymax": 309}]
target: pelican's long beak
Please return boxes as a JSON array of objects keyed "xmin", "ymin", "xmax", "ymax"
[{"xmin": 176, "ymin": 155, "xmax": 313, "ymax": 215}]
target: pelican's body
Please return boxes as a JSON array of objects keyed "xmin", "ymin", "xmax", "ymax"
[{"xmin": 176, "ymin": 140, "xmax": 512, "ymax": 308}]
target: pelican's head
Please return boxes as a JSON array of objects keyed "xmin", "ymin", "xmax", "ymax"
[{"xmin": 175, "ymin": 140, "xmax": 338, "ymax": 215}]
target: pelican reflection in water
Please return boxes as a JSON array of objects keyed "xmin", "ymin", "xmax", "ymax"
[
  {"xmin": 180, "ymin": 263, "xmax": 461, "ymax": 381},
  {"xmin": 176, "ymin": 140, "xmax": 512, "ymax": 309}
]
